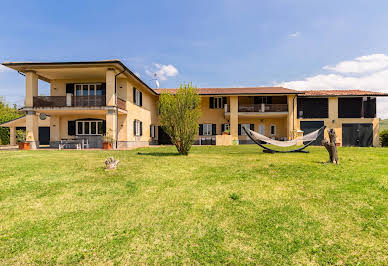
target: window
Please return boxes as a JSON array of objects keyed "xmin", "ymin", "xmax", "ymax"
[
  {"xmin": 134, "ymin": 88, "xmax": 143, "ymax": 106},
  {"xmin": 224, "ymin": 123, "xmax": 230, "ymax": 131},
  {"xmin": 241, "ymin": 124, "xmax": 250, "ymax": 136},
  {"xmin": 297, "ymin": 97, "xmax": 328, "ymax": 118},
  {"xmin": 76, "ymin": 120, "xmax": 103, "ymax": 135},
  {"xmin": 75, "ymin": 84, "xmax": 101, "ymax": 96},
  {"xmin": 134, "ymin": 120, "xmax": 142, "ymax": 136},
  {"xmin": 270, "ymin": 125, "xmax": 276, "ymax": 135},
  {"xmin": 209, "ymin": 97, "xmax": 226, "ymax": 109},
  {"xmin": 203, "ymin": 124, "xmax": 213, "ymax": 135},
  {"xmin": 150, "ymin": 125, "xmax": 155, "ymax": 138},
  {"xmin": 259, "ymin": 125, "xmax": 265, "ymax": 135}
]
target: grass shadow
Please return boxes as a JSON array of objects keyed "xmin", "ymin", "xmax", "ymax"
[{"xmin": 137, "ymin": 152, "xmax": 180, "ymax": 157}]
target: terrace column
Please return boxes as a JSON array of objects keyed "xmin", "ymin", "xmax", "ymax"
[
  {"xmin": 9, "ymin": 126, "xmax": 16, "ymax": 146},
  {"xmin": 26, "ymin": 111, "xmax": 39, "ymax": 149},
  {"xmin": 50, "ymin": 115, "xmax": 61, "ymax": 147},
  {"xmin": 25, "ymin": 71, "xmax": 38, "ymax": 107},
  {"xmin": 106, "ymin": 68, "xmax": 116, "ymax": 106},
  {"xmin": 230, "ymin": 96, "xmax": 239, "ymax": 143},
  {"xmin": 106, "ymin": 109, "xmax": 117, "ymax": 149},
  {"xmin": 287, "ymin": 95, "xmax": 297, "ymax": 140},
  {"xmin": 328, "ymin": 97, "xmax": 340, "ymax": 145}
]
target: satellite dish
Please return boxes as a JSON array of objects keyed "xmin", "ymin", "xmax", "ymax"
[{"xmin": 39, "ymin": 113, "xmax": 48, "ymax": 120}]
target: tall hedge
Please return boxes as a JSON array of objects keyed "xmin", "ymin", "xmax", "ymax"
[
  {"xmin": 0, "ymin": 100, "xmax": 23, "ymax": 145},
  {"xmin": 380, "ymin": 130, "xmax": 388, "ymax": 147}
]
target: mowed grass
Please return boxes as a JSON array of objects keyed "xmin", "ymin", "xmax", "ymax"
[{"xmin": 0, "ymin": 145, "xmax": 387, "ymax": 264}]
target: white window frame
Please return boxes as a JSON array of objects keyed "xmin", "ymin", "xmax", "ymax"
[
  {"xmin": 76, "ymin": 120, "xmax": 103, "ymax": 136},
  {"xmin": 224, "ymin": 123, "xmax": 230, "ymax": 131},
  {"xmin": 270, "ymin": 124, "xmax": 276, "ymax": 136},
  {"xmin": 241, "ymin": 124, "xmax": 250, "ymax": 136},
  {"xmin": 135, "ymin": 89, "xmax": 142, "ymax": 106},
  {"xmin": 75, "ymin": 83, "xmax": 102, "ymax": 96},
  {"xmin": 213, "ymin": 97, "xmax": 223, "ymax": 109},
  {"xmin": 135, "ymin": 120, "xmax": 142, "ymax": 136},
  {"xmin": 259, "ymin": 124, "xmax": 265, "ymax": 135},
  {"xmin": 203, "ymin": 124, "xmax": 212, "ymax": 136}
]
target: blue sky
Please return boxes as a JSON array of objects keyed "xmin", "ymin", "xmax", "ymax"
[{"xmin": 1, "ymin": 0, "xmax": 388, "ymax": 117}]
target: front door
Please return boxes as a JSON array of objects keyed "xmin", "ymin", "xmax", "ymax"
[{"xmin": 39, "ymin": 127, "xmax": 50, "ymax": 145}]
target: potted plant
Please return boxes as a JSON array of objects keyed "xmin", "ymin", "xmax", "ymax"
[
  {"xmin": 222, "ymin": 129, "xmax": 230, "ymax": 135},
  {"xmin": 102, "ymin": 129, "xmax": 114, "ymax": 150},
  {"xmin": 16, "ymin": 130, "xmax": 29, "ymax": 150}
]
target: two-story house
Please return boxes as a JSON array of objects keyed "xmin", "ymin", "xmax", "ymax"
[{"xmin": 1, "ymin": 60, "xmax": 387, "ymax": 149}]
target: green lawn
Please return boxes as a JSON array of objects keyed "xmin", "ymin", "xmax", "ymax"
[{"xmin": 0, "ymin": 146, "xmax": 387, "ymax": 264}]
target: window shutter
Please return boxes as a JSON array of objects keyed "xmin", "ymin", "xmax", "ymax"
[
  {"xmin": 140, "ymin": 91, "xmax": 143, "ymax": 106},
  {"xmin": 66, "ymin": 84, "xmax": 74, "ymax": 94},
  {"xmin": 222, "ymin": 97, "xmax": 227, "ymax": 107},
  {"xmin": 134, "ymin": 120, "xmax": 137, "ymax": 136},
  {"xmin": 209, "ymin": 97, "xmax": 214, "ymax": 109},
  {"xmin": 199, "ymin": 124, "xmax": 203, "ymax": 136},
  {"xmin": 140, "ymin": 121, "xmax": 143, "ymax": 136},
  {"xmin": 102, "ymin": 120, "xmax": 106, "ymax": 134},
  {"xmin": 150, "ymin": 125, "xmax": 152, "ymax": 138},
  {"xmin": 212, "ymin": 124, "xmax": 216, "ymax": 135},
  {"xmin": 221, "ymin": 124, "xmax": 225, "ymax": 132},
  {"xmin": 238, "ymin": 124, "xmax": 241, "ymax": 135},
  {"xmin": 250, "ymin": 124, "xmax": 254, "ymax": 130},
  {"xmin": 133, "ymin": 88, "xmax": 136, "ymax": 103},
  {"xmin": 68, "ymin": 121, "xmax": 75, "ymax": 136}
]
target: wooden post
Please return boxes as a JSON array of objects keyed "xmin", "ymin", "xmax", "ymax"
[{"xmin": 322, "ymin": 129, "xmax": 339, "ymax": 164}]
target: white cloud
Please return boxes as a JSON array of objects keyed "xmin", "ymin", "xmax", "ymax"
[
  {"xmin": 289, "ymin": 32, "xmax": 301, "ymax": 38},
  {"xmin": 146, "ymin": 63, "xmax": 179, "ymax": 81},
  {"xmin": 277, "ymin": 54, "xmax": 388, "ymax": 119},
  {"xmin": 323, "ymin": 54, "xmax": 388, "ymax": 73}
]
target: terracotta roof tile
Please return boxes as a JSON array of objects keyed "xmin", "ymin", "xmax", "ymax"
[
  {"xmin": 153, "ymin": 87, "xmax": 301, "ymax": 95},
  {"xmin": 301, "ymin": 89, "xmax": 388, "ymax": 96}
]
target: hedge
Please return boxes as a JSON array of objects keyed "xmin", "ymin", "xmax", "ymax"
[
  {"xmin": 0, "ymin": 101, "xmax": 22, "ymax": 145},
  {"xmin": 380, "ymin": 130, "xmax": 388, "ymax": 147}
]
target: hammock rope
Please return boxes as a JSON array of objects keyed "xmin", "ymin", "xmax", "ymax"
[{"xmin": 242, "ymin": 126, "xmax": 326, "ymax": 153}]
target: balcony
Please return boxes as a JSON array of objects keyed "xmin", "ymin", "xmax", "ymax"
[
  {"xmin": 32, "ymin": 96, "xmax": 127, "ymax": 110},
  {"xmin": 238, "ymin": 104, "xmax": 288, "ymax": 112}
]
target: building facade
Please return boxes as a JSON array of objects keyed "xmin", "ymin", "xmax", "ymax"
[{"xmin": 1, "ymin": 60, "xmax": 387, "ymax": 149}]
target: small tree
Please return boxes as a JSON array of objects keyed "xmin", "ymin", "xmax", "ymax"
[{"xmin": 158, "ymin": 83, "xmax": 201, "ymax": 155}]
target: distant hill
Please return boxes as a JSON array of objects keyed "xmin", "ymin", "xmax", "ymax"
[{"xmin": 380, "ymin": 119, "xmax": 388, "ymax": 131}]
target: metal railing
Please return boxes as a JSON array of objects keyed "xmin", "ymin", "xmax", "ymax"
[
  {"xmin": 225, "ymin": 103, "xmax": 288, "ymax": 112},
  {"xmin": 33, "ymin": 96, "xmax": 106, "ymax": 108}
]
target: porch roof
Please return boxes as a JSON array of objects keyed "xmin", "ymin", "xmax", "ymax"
[{"xmin": 2, "ymin": 60, "xmax": 157, "ymax": 95}]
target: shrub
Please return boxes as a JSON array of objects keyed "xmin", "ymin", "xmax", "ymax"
[
  {"xmin": 0, "ymin": 100, "xmax": 22, "ymax": 145},
  {"xmin": 158, "ymin": 83, "xmax": 201, "ymax": 155},
  {"xmin": 380, "ymin": 130, "xmax": 388, "ymax": 147}
]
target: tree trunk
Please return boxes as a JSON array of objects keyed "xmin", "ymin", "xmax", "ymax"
[{"xmin": 321, "ymin": 129, "xmax": 339, "ymax": 164}]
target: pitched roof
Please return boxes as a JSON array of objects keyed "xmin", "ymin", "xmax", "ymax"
[
  {"xmin": 301, "ymin": 89, "xmax": 388, "ymax": 97},
  {"xmin": 153, "ymin": 87, "xmax": 301, "ymax": 95}
]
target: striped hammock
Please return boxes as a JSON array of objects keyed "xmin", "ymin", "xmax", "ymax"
[{"xmin": 245, "ymin": 128, "xmax": 321, "ymax": 147}]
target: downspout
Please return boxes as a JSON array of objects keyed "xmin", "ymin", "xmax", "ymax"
[{"xmin": 114, "ymin": 69, "xmax": 125, "ymax": 149}]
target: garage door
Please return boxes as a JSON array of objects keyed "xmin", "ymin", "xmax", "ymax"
[
  {"xmin": 300, "ymin": 121, "xmax": 324, "ymax": 146},
  {"xmin": 342, "ymin": 123, "xmax": 373, "ymax": 147}
]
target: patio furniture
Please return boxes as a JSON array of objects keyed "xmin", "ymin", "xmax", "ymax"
[{"xmin": 59, "ymin": 139, "xmax": 82, "ymax": 150}]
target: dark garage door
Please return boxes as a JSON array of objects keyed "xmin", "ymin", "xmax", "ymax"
[
  {"xmin": 158, "ymin": 126, "xmax": 172, "ymax": 145},
  {"xmin": 300, "ymin": 121, "xmax": 324, "ymax": 146},
  {"xmin": 342, "ymin": 123, "xmax": 373, "ymax": 147},
  {"xmin": 39, "ymin": 127, "xmax": 50, "ymax": 145}
]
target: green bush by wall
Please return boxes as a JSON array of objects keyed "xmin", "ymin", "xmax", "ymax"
[
  {"xmin": 380, "ymin": 130, "xmax": 388, "ymax": 147},
  {"xmin": 0, "ymin": 101, "xmax": 22, "ymax": 145}
]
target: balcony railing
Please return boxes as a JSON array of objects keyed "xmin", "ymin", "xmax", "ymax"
[
  {"xmin": 238, "ymin": 104, "xmax": 288, "ymax": 112},
  {"xmin": 33, "ymin": 96, "xmax": 107, "ymax": 108},
  {"xmin": 225, "ymin": 103, "xmax": 288, "ymax": 112}
]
